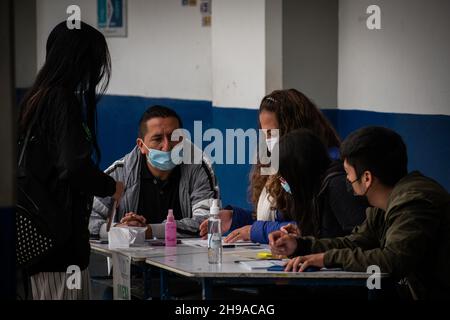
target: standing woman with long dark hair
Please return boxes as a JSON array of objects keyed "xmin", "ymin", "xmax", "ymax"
[{"xmin": 18, "ymin": 21, "xmax": 124, "ymax": 300}]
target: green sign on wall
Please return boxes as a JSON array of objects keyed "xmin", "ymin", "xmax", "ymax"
[{"xmin": 97, "ymin": 0, "xmax": 127, "ymax": 37}]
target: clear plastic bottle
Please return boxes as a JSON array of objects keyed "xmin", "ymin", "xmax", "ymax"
[
  {"xmin": 165, "ymin": 209, "xmax": 177, "ymax": 247},
  {"xmin": 207, "ymin": 199, "xmax": 222, "ymax": 264}
]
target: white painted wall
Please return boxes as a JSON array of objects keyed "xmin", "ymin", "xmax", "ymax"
[
  {"xmin": 211, "ymin": 0, "xmax": 266, "ymax": 109},
  {"xmin": 338, "ymin": 0, "xmax": 450, "ymax": 115},
  {"xmin": 36, "ymin": 0, "xmax": 212, "ymax": 101},
  {"xmin": 31, "ymin": 0, "xmax": 450, "ymax": 116},
  {"xmin": 265, "ymin": 0, "xmax": 283, "ymax": 94},
  {"xmin": 283, "ymin": 0, "xmax": 338, "ymax": 108},
  {"xmin": 0, "ymin": 0, "xmax": 15, "ymax": 206},
  {"xmin": 14, "ymin": 0, "xmax": 36, "ymax": 88},
  {"xmin": 36, "ymin": 0, "xmax": 280, "ymax": 109}
]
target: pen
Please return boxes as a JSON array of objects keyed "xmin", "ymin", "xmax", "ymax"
[
  {"xmin": 280, "ymin": 224, "xmax": 299, "ymax": 237},
  {"xmin": 223, "ymin": 243, "xmax": 260, "ymax": 248},
  {"xmin": 234, "ymin": 259, "xmax": 282, "ymax": 263},
  {"xmin": 106, "ymin": 200, "xmax": 117, "ymax": 232}
]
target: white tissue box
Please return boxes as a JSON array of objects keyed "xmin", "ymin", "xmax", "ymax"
[{"xmin": 108, "ymin": 226, "xmax": 147, "ymax": 249}]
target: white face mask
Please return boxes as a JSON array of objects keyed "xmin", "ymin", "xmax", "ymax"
[{"xmin": 266, "ymin": 137, "xmax": 278, "ymax": 153}]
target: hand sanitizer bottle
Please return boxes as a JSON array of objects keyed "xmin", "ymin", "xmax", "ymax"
[
  {"xmin": 208, "ymin": 199, "xmax": 222, "ymax": 264},
  {"xmin": 165, "ymin": 209, "xmax": 177, "ymax": 247}
]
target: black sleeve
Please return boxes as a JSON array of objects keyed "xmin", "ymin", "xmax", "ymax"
[
  {"xmin": 52, "ymin": 99, "xmax": 116, "ymax": 198},
  {"xmin": 326, "ymin": 175, "xmax": 368, "ymax": 233}
]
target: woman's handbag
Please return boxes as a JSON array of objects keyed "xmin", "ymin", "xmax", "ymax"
[{"xmin": 16, "ymin": 114, "xmax": 70, "ymax": 269}]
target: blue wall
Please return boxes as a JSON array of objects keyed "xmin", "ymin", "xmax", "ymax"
[
  {"xmin": 326, "ymin": 109, "xmax": 450, "ymax": 194},
  {"xmin": 96, "ymin": 95, "xmax": 450, "ymax": 210},
  {"xmin": 211, "ymin": 107, "xmax": 259, "ymax": 210},
  {"xmin": 96, "ymin": 95, "xmax": 213, "ymax": 170},
  {"xmin": 96, "ymin": 96, "xmax": 258, "ymax": 210},
  {"xmin": 17, "ymin": 90, "xmax": 450, "ymax": 210}
]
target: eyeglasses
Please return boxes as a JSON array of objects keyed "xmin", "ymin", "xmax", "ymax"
[{"xmin": 347, "ymin": 177, "xmax": 360, "ymax": 185}]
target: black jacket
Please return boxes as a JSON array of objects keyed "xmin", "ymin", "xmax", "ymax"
[
  {"xmin": 317, "ymin": 160, "xmax": 368, "ymax": 238},
  {"xmin": 249, "ymin": 160, "xmax": 368, "ymax": 243},
  {"xmin": 23, "ymin": 92, "xmax": 115, "ymax": 274}
]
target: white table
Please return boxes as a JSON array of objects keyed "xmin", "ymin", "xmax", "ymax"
[
  {"xmin": 90, "ymin": 241, "xmax": 268, "ymax": 299},
  {"xmin": 145, "ymin": 249, "xmax": 390, "ymax": 299},
  {"xmin": 90, "ymin": 241, "xmax": 209, "ymax": 261},
  {"xmin": 91, "ymin": 241, "xmax": 390, "ymax": 300}
]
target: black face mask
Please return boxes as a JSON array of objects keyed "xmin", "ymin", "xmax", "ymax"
[
  {"xmin": 346, "ymin": 176, "xmax": 361, "ymax": 196},
  {"xmin": 346, "ymin": 179, "xmax": 355, "ymax": 194},
  {"xmin": 347, "ymin": 176, "xmax": 373, "ymax": 206}
]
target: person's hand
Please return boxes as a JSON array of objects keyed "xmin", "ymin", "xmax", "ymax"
[
  {"xmin": 119, "ymin": 212, "xmax": 147, "ymax": 227},
  {"xmin": 284, "ymin": 253, "xmax": 325, "ymax": 272},
  {"xmin": 199, "ymin": 209, "xmax": 233, "ymax": 239},
  {"xmin": 269, "ymin": 230, "xmax": 298, "ymax": 256},
  {"xmin": 280, "ymin": 223, "xmax": 300, "ymax": 237},
  {"xmin": 224, "ymin": 225, "xmax": 252, "ymax": 243},
  {"xmin": 112, "ymin": 181, "xmax": 125, "ymax": 206}
]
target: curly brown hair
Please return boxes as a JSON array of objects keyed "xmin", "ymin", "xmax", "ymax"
[{"xmin": 249, "ymin": 89, "xmax": 340, "ymax": 215}]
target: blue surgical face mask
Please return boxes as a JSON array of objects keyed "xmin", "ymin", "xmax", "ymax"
[
  {"xmin": 280, "ymin": 178, "xmax": 292, "ymax": 194},
  {"xmin": 141, "ymin": 141, "xmax": 177, "ymax": 171}
]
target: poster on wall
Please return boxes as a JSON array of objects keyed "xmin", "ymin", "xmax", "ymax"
[
  {"xmin": 200, "ymin": 0, "xmax": 211, "ymax": 27},
  {"xmin": 182, "ymin": 0, "xmax": 197, "ymax": 6},
  {"xmin": 98, "ymin": 0, "xmax": 127, "ymax": 37}
]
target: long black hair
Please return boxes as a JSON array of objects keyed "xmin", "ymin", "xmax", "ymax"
[
  {"xmin": 19, "ymin": 21, "xmax": 111, "ymax": 164},
  {"xmin": 278, "ymin": 129, "xmax": 331, "ymax": 237}
]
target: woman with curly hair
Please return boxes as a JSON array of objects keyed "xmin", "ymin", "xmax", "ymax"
[{"xmin": 199, "ymin": 89, "xmax": 365, "ymax": 243}]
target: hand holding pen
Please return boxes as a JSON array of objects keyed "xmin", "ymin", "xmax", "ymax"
[
  {"xmin": 268, "ymin": 230, "xmax": 298, "ymax": 257},
  {"xmin": 280, "ymin": 223, "xmax": 300, "ymax": 237}
]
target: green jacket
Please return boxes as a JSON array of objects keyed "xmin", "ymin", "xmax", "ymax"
[{"xmin": 294, "ymin": 171, "xmax": 450, "ymax": 299}]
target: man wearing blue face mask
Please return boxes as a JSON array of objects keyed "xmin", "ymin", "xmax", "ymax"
[{"xmin": 89, "ymin": 105, "xmax": 219, "ymax": 239}]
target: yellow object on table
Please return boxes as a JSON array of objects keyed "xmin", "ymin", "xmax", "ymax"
[{"xmin": 257, "ymin": 252, "xmax": 274, "ymax": 259}]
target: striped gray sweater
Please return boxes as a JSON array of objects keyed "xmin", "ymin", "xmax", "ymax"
[{"xmin": 89, "ymin": 143, "xmax": 219, "ymax": 239}]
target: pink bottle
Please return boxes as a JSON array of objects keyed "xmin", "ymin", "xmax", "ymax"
[{"xmin": 165, "ymin": 209, "xmax": 177, "ymax": 247}]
